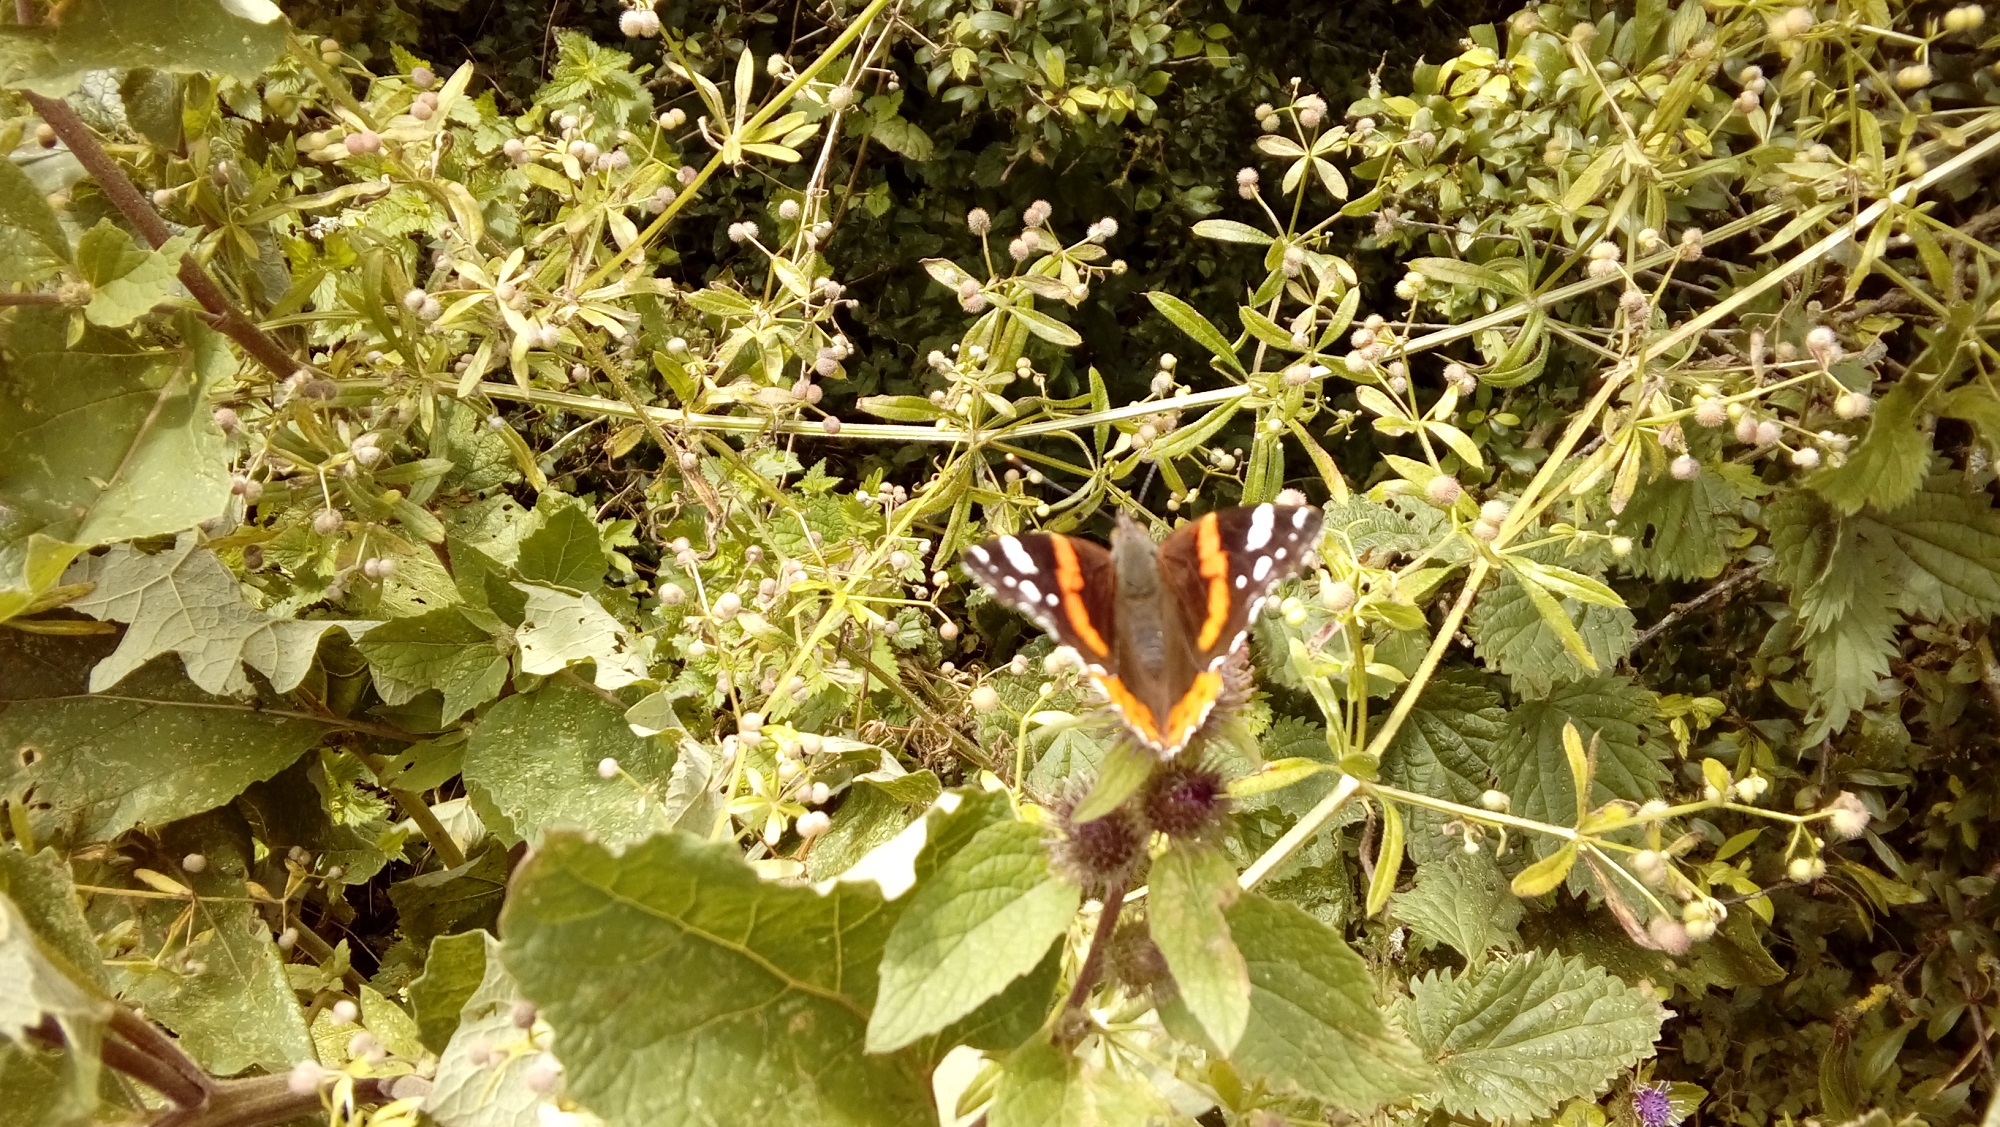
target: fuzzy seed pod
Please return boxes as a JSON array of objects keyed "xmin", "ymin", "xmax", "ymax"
[{"xmin": 1141, "ymin": 760, "xmax": 1230, "ymax": 839}]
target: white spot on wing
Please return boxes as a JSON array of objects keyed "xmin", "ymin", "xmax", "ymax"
[
  {"xmin": 1245, "ymin": 504, "xmax": 1274, "ymax": 551},
  {"xmin": 1274, "ymin": 547, "xmax": 1287, "ymax": 560},
  {"xmin": 968, "ymin": 545, "xmax": 991, "ymax": 564},
  {"xmin": 1292, "ymin": 508, "xmax": 1310, "ymax": 528},
  {"xmin": 1252, "ymin": 555, "xmax": 1273, "ymax": 582},
  {"xmin": 999, "ymin": 536, "xmax": 1037, "ymax": 574},
  {"xmin": 1045, "ymin": 593, "xmax": 1059, "ymax": 606},
  {"xmin": 1235, "ymin": 574, "xmax": 1247, "ymax": 590},
  {"xmin": 1019, "ymin": 579, "xmax": 1043, "ymax": 604},
  {"xmin": 1002, "ymin": 575, "xmax": 1017, "ymax": 588}
]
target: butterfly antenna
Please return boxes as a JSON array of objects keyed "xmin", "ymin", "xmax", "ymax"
[{"xmin": 1135, "ymin": 462, "xmax": 1159, "ymax": 507}]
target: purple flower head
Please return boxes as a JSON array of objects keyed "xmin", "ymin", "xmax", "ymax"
[{"xmin": 1633, "ymin": 1083, "xmax": 1679, "ymax": 1127}]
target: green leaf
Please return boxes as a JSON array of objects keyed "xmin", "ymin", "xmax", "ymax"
[
  {"xmin": 1071, "ymin": 740, "xmax": 1154, "ymax": 823},
  {"xmin": 1191, "ymin": 219, "xmax": 1273, "ymax": 245},
  {"xmin": 1493, "ymin": 676, "xmax": 1666, "ymax": 829},
  {"xmin": 513, "ymin": 583, "xmax": 648, "ymax": 691},
  {"xmin": 866, "ymin": 818, "xmax": 1079, "ymax": 1052},
  {"xmin": 1508, "ymin": 842, "xmax": 1576, "ymax": 896},
  {"xmin": 1617, "ymin": 469, "xmax": 1743, "ymax": 581},
  {"xmin": 85, "ymin": 231, "xmax": 193, "ymax": 328},
  {"xmin": 357, "ymin": 607, "xmax": 510, "ymax": 722},
  {"xmin": 407, "ymin": 930, "xmax": 492, "ymax": 1054},
  {"xmin": 0, "ymin": 324, "xmax": 229, "ymax": 587},
  {"xmin": 425, "ymin": 931, "xmax": 557, "ymax": 1127},
  {"xmin": 513, "ymin": 499, "xmax": 609, "ymax": 591},
  {"xmin": 1856, "ymin": 478, "xmax": 2000, "ymax": 620},
  {"xmin": 1008, "ymin": 303, "xmax": 1083, "ymax": 349},
  {"xmin": 1148, "ymin": 841, "xmax": 1249, "ymax": 1053},
  {"xmin": 987, "ymin": 1034, "xmax": 1164, "ymax": 1127},
  {"xmin": 1228, "ymin": 892, "xmax": 1431, "ymax": 1110},
  {"xmin": 0, "ymin": 890, "xmax": 109, "ymax": 1122},
  {"xmin": 0, "ymin": 157, "xmax": 70, "ymax": 282},
  {"xmin": 1380, "ymin": 670, "xmax": 1505, "ymax": 805},
  {"xmin": 1146, "ymin": 291, "xmax": 1242, "ymax": 373},
  {"xmin": 1401, "ymin": 951, "xmax": 1666, "ymax": 1121},
  {"xmin": 388, "ymin": 847, "xmax": 507, "ymax": 966},
  {"xmin": 93, "ymin": 810, "xmax": 313, "ymax": 1074},
  {"xmin": 0, "ymin": 0, "xmax": 289, "ymax": 96},
  {"xmin": 0, "ymin": 849, "xmax": 103, "ymax": 989},
  {"xmin": 0, "ymin": 643, "xmax": 326, "ymax": 845},
  {"xmin": 1365, "ymin": 799, "xmax": 1404, "ymax": 917},
  {"xmin": 1406, "ymin": 256, "xmax": 1520, "ymax": 295},
  {"xmin": 61, "ymin": 536, "xmax": 372, "ymax": 696},
  {"xmin": 1809, "ymin": 382, "xmax": 1930, "ymax": 515},
  {"xmin": 1468, "ymin": 567, "xmax": 1635, "ymax": 697},
  {"xmin": 463, "ymin": 678, "xmax": 673, "ymax": 847},
  {"xmin": 1390, "ymin": 852, "xmax": 1521, "ymax": 962},
  {"xmin": 501, "ymin": 832, "xmax": 933, "ymax": 1127}
]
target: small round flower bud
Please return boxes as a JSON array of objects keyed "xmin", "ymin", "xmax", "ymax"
[
  {"xmin": 778, "ymin": 199, "xmax": 801, "ymax": 221},
  {"xmin": 1024, "ymin": 199, "xmax": 1052, "ymax": 227},
  {"xmin": 1610, "ymin": 535, "xmax": 1634, "ymax": 557},
  {"xmin": 1325, "ymin": 580, "xmax": 1357, "ymax": 612},
  {"xmin": 1834, "ymin": 390, "xmax": 1873, "ymax": 419},
  {"xmin": 620, "ymin": 8, "xmax": 662, "ymax": 37},
  {"xmin": 1632, "ymin": 849, "xmax": 1668, "ymax": 887},
  {"xmin": 1792, "ymin": 446, "xmax": 1822, "ymax": 468},
  {"xmin": 796, "ymin": 811, "xmax": 832, "ymax": 839},
  {"xmin": 313, "ymin": 509, "xmax": 342, "ymax": 536},
  {"xmin": 1694, "ymin": 397, "xmax": 1728, "ymax": 428},
  {"xmin": 1827, "ymin": 791, "xmax": 1871, "ymax": 839},
  {"xmin": 343, "ymin": 130, "xmax": 381, "ymax": 156},
  {"xmin": 1425, "ymin": 475, "xmax": 1462, "ymax": 506},
  {"xmin": 1788, "ymin": 856, "xmax": 1827, "ymax": 882},
  {"xmin": 822, "ymin": 417, "xmax": 842, "ymax": 435},
  {"xmin": 1671, "ymin": 454, "xmax": 1702, "ymax": 481},
  {"xmin": 182, "ymin": 853, "xmax": 208, "ymax": 873},
  {"xmin": 1479, "ymin": 789, "xmax": 1511, "ymax": 812},
  {"xmin": 597, "ymin": 757, "xmax": 620, "ymax": 779},
  {"xmin": 288, "ymin": 1061, "xmax": 325, "ymax": 1096},
  {"xmin": 277, "ymin": 926, "xmax": 298, "ymax": 950},
  {"xmin": 524, "ymin": 1055, "xmax": 562, "ymax": 1094},
  {"xmin": 939, "ymin": 620, "xmax": 960, "ymax": 641},
  {"xmin": 331, "ymin": 1000, "xmax": 359, "ymax": 1024},
  {"xmin": 970, "ymin": 685, "xmax": 1000, "ymax": 713},
  {"xmin": 713, "ymin": 592, "xmax": 742, "ymax": 621},
  {"xmin": 1895, "ymin": 63, "xmax": 1932, "ymax": 90},
  {"xmin": 1755, "ymin": 420, "xmax": 1782, "ymax": 447}
]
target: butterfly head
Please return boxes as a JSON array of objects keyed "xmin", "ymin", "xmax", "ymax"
[{"xmin": 1110, "ymin": 513, "xmax": 1159, "ymax": 597}]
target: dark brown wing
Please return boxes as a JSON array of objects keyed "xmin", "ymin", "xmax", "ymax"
[
  {"xmin": 962, "ymin": 532, "xmax": 1118, "ymax": 668},
  {"xmin": 1157, "ymin": 503, "xmax": 1324, "ymax": 665}
]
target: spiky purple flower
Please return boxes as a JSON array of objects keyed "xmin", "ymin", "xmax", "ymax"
[{"xmin": 1633, "ymin": 1083, "xmax": 1679, "ymax": 1127}]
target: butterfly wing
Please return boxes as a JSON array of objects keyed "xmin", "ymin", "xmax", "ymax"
[
  {"xmin": 1158, "ymin": 503, "xmax": 1324, "ymax": 664},
  {"xmin": 962, "ymin": 532, "xmax": 1118, "ymax": 669}
]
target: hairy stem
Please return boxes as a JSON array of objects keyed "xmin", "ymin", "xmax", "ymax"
[
  {"xmin": 1056, "ymin": 877, "xmax": 1129, "ymax": 1042},
  {"xmin": 151, "ymin": 1074, "xmax": 394, "ymax": 1127}
]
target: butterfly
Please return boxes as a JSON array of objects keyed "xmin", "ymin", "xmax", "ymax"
[{"xmin": 963, "ymin": 503, "xmax": 1324, "ymax": 758}]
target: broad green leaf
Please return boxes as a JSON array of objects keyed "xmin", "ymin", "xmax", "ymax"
[
  {"xmin": 866, "ymin": 818, "xmax": 1079, "ymax": 1052},
  {"xmin": 1146, "ymin": 291, "xmax": 1242, "ymax": 373},
  {"xmin": 0, "ymin": 157, "xmax": 69, "ymax": 282},
  {"xmin": 357, "ymin": 607, "xmax": 510, "ymax": 723},
  {"xmin": 1008, "ymin": 304, "xmax": 1083, "ymax": 348},
  {"xmin": 1380, "ymin": 671, "xmax": 1505, "ymax": 805},
  {"xmin": 1228, "ymin": 892, "xmax": 1430, "ymax": 1110},
  {"xmin": 513, "ymin": 499, "xmax": 608, "ymax": 591},
  {"xmin": 1467, "ymin": 567, "xmax": 1635, "ymax": 697},
  {"xmin": 0, "ymin": 849, "xmax": 102, "ymax": 989},
  {"xmin": 61, "ymin": 536, "xmax": 372, "ymax": 696},
  {"xmin": 1389, "ymin": 852, "xmax": 1521, "ymax": 962},
  {"xmin": 463, "ymin": 678, "xmax": 673, "ymax": 847},
  {"xmin": 512, "ymin": 583, "xmax": 647, "ymax": 691},
  {"xmin": 1617, "ymin": 470, "xmax": 1743, "ymax": 581},
  {"xmin": 1401, "ymin": 952, "xmax": 1665, "ymax": 1121},
  {"xmin": 387, "ymin": 847, "xmax": 507, "ymax": 965},
  {"xmin": 1071, "ymin": 740, "xmax": 1154, "ymax": 823},
  {"xmin": 1148, "ymin": 842, "xmax": 1249, "ymax": 1054},
  {"xmin": 85, "ymin": 232, "xmax": 194, "ymax": 328},
  {"xmin": 91, "ymin": 810, "xmax": 313, "ymax": 1074},
  {"xmin": 0, "ymin": 891, "xmax": 109, "ymax": 1123},
  {"xmin": 0, "ymin": 0, "xmax": 289, "ymax": 95},
  {"xmin": 1809, "ymin": 382, "xmax": 1929, "ymax": 516},
  {"xmin": 501, "ymin": 832, "xmax": 933, "ymax": 1127},
  {"xmin": 987, "ymin": 1034, "xmax": 1164, "ymax": 1127},
  {"xmin": 425, "ymin": 932, "xmax": 562, "ymax": 1127},
  {"xmin": 0, "ymin": 642, "xmax": 326, "ymax": 844},
  {"xmin": 408, "ymin": 930, "xmax": 492, "ymax": 1054},
  {"xmin": 0, "ymin": 321, "xmax": 229, "ymax": 611},
  {"xmin": 1493, "ymin": 677, "xmax": 1666, "ymax": 830},
  {"xmin": 1857, "ymin": 478, "xmax": 2000, "ymax": 620}
]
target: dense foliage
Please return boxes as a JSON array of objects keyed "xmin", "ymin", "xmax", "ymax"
[{"xmin": 3, "ymin": 1, "xmax": 1999, "ymax": 1125}]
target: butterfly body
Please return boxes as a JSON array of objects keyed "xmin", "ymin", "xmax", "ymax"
[{"xmin": 963, "ymin": 503, "xmax": 1324, "ymax": 757}]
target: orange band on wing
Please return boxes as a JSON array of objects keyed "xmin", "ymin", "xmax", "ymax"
[
  {"xmin": 1164, "ymin": 670, "xmax": 1223, "ymax": 750},
  {"xmin": 1193, "ymin": 512, "xmax": 1231, "ymax": 650},
  {"xmin": 1096, "ymin": 674, "xmax": 1162, "ymax": 745},
  {"xmin": 1049, "ymin": 535, "xmax": 1112, "ymax": 658}
]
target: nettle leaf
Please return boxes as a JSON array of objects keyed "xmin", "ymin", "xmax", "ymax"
[
  {"xmin": 426, "ymin": 932, "xmax": 556, "ymax": 1127},
  {"xmin": 0, "ymin": 640, "xmax": 326, "ymax": 844},
  {"xmin": 1228, "ymin": 892, "xmax": 1431, "ymax": 1110},
  {"xmin": 409, "ymin": 931, "xmax": 492, "ymax": 1054},
  {"xmin": 1493, "ymin": 676, "xmax": 1666, "ymax": 829},
  {"xmin": 1380, "ymin": 670, "xmax": 1504, "ymax": 804},
  {"xmin": 463, "ymin": 677, "xmax": 673, "ymax": 847},
  {"xmin": 63, "ymin": 537, "xmax": 373, "ymax": 696},
  {"xmin": 88, "ymin": 810, "xmax": 313, "ymax": 1075},
  {"xmin": 358, "ymin": 607, "xmax": 511, "ymax": 722},
  {"xmin": 1148, "ymin": 841, "xmax": 1250, "ymax": 1053},
  {"xmin": 1809, "ymin": 381, "xmax": 1931, "ymax": 516},
  {"xmin": 1617, "ymin": 470, "xmax": 1743, "ymax": 581},
  {"xmin": 866, "ymin": 818, "xmax": 1079, "ymax": 1052},
  {"xmin": 1856, "ymin": 478, "xmax": 2000, "ymax": 620},
  {"xmin": 501, "ymin": 832, "xmax": 933, "ymax": 1127},
  {"xmin": 1401, "ymin": 951, "xmax": 1666, "ymax": 1122},
  {"xmin": 513, "ymin": 499, "xmax": 610, "ymax": 591},
  {"xmin": 1468, "ymin": 569, "xmax": 1635, "ymax": 698},
  {"xmin": 513, "ymin": 583, "xmax": 648, "ymax": 691},
  {"xmin": 0, "ymin": 0, "xmax": 288, "ymax": 96},
  {"xmin": 1390, "ymin": 851, "xmax": 1522, "ymax": 962}
]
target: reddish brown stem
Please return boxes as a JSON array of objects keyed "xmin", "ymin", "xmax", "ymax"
[
  {"xmin": 1056, "ymin": 878, "xmax": 1129, "ymax": 1042},
  {"xmin": 22, "ymin": 92, "xmax": 303, "ymax": 379},
  {"xmin": 150, "ymin": 1074, "xmax": 394, "ymax": 1127}
]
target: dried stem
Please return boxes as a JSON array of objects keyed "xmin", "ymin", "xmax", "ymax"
[{"xmin": 1629, "ymin": 560, "xmax": 1772, "ymax": 652}]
